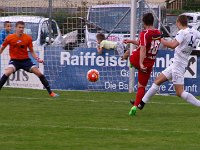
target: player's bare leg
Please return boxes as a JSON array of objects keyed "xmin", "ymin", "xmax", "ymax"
[
  {"xmin": 0, "ymin": 67, "xmax": 15, "ymax": 90},
  {"xmin": 175, "ymin": 84, "xmax": 200, "ymax": 107},
  {"xmin": 31, "ymin": 67, "xmax": 59, "ymax": 97},
  {"xmin": 122, "ymin": 50, "xmax": 130, "ymax": 60},
  {"xmin": 174, "ymin": 84, "xmax": 184, "ymax": 97},
  {"xmin": 154, "ymin": 73, "xmax": 168, "ymax": 85}
]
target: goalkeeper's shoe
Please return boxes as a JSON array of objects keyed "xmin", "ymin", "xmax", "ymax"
[
  {"xmin": 50, "ymin": 92, "xmax": 59, "ymax": 97},
  {"xmin": 129, "ymin": 106, "xmax": 137, "ymax": 116}
]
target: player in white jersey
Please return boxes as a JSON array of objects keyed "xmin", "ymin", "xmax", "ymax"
[{"xmin": 135, "ymin": 15, "xmax": 200, "ymax": 111}]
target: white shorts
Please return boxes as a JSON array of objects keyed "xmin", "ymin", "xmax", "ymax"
[{"xmin": 162, "ymin": 63, "xmax": 186, "ymax": 85}]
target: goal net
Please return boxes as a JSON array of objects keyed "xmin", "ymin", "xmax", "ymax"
[{"xmin": 0, "ymin": 0, "xmax": 172, "ymax": 94}]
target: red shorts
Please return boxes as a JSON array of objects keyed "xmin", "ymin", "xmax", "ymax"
[{"xmin": 130, "ymin": 50, "xmax": 155, "ymax": 86}]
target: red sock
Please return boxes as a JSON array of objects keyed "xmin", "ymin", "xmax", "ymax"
[{"xmin": 134, "ymin": 87, "xmax": 145, "ymax": 107}]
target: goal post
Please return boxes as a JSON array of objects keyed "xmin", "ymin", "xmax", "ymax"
[
  {"xmin": 0, "ymin": 0, "xmax": 169, "ymax": 93},
  {"xmin": 129, "ymin": 0, "xmax": 137, "ymax": 93}
]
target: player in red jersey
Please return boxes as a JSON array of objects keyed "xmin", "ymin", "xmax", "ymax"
[
  {"xmin": 123, "ymin": 13, "xmax": 161, "ymax": 116},
  {"xmin": 0, "ymin": 21, "xmax": 58, "ymax": 97}
]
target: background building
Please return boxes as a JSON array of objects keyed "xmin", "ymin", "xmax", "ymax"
[
  {"xmin": 166, "ymin": 0, "xmax": 185, "ymax": 10},
  {"xmin": 0, "ymin": 0, "xmax": 166, "ymax": 8},
  {"xmin": 166, "ymin": 0, "xmax": 200, "ymax": 11}
]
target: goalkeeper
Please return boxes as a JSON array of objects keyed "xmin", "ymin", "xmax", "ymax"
[
  {"xmin": 96, "ymin": 33, "xmax": 125, "ymax": 57},
  {"xmin": 0, "ymin": 21, "xmax": 59, "ymax": 97}
]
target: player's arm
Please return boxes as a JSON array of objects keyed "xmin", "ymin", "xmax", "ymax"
[
  {"xmin": 28, "ymin": 36, "xmax": 44, "ymax": 63},
  {"xmin": 122, "ymin": 49, "xmax": 130, "ymax": 60},
  {"xmin": 29, "ymin": 47, "xmax": 38, "ymax": 59},
  {"xmin": 139, "ymin": 46, "xmax": 147, "ymax": 72},
  {"xmin": 139, "ymin": 32, "xmax": 147, "ymax": 72},
  {"xmin": 29, "ymin": 47, "xmax": 44, "ymax": 63},
  {"xmin": 162, "ymin": 31, "xmax": 183, "ymax": 49},
  {"xmin": 161, "ymin": 38, "xmax": 179, "ymax": 49},
  {"xmin": 96, "ymin": 44, "xmax": 103, "ymax": 54},
  {"xmin": 0, "ymin": 35, "xmax": 9, "ymax": 54},
  {"xmin": 123, "ymin": 39, "xmax": 139, "ymax": 46},
  {"xmin": 0, "ymin": 45, "xmax": 6, "ymax": 54},
  {"xmin": 0, "ymin": 32, "xmax": 3, "ymax": 45}
]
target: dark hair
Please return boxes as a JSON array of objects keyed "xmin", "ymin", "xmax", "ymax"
[
  {"xmin": 142, "ymin": 13, "xmax": 154, "ymax": 26},
  {"xmin": 4, "ymin": 21, "xmax": 11, "ymax": 27},
  {"xmin": 177, "ymin": 15, "xmax": 188, "ymax": 26},
  {"xmin": 15, "ymin": 21, "xmax": 25, "ymax": 27},
  {"xmin": 96, "ymin": 33, "xmax": 106, "ymax": 41}
]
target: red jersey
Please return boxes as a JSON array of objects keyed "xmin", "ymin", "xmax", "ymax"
[
  {"xmin": 136, "ymin": 29, "xmax": 161, "ymax": 60},
  {"xmin": 2, "ymin": 33, "xmax": 33, "ymax": 60},
  {"xmin": 130, "ymin": 29, "xmax": 161, "ymax": 86}
]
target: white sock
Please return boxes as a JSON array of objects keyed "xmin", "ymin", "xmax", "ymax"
[
  {"xmin": 142, "ymin": 83, "xmax": 159, "ymax": 103},
  {"xmin": 181, "ymin": 91, "xmax": 200, "ymax": 107}
]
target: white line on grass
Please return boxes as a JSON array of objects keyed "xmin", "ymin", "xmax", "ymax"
[
  {"xmin": 0, "ymin": 122, "xmax": 128, "ymax": 131},
  {"xmin": 0, "ymin": 96, "xmax": 190, "ymax": 105},
  {"xmin": 0, "ymin": 123, "xmax": 198, "ymax": 134}
]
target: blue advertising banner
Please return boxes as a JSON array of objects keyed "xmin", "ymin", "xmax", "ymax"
[
  {"xmin": 44, "ymin": 46, "xmax": 129, "ymax": 91},
  {"xmin": 44, "ymin": 46, "xmax": 200, "ymax": 95}
]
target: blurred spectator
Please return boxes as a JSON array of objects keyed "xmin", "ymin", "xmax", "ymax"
[{"xmin": 0, "ymin": 21, "xmax": 13, "ymax": 45}]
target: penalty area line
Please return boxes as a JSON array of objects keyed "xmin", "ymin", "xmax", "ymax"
[
  {"xmin": 0, "ymin": 123, "xmax": 197, "ymax": 134},
  {"xmin": 0, "ymin": 96, "xmax": 189, "ymax": 105}
]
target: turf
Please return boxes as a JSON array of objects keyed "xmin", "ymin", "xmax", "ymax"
[{"xmin": 0, "ymin": 88, "xmax": 200, "ymax": 150}]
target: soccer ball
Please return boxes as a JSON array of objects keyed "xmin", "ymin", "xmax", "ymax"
[{"xmin": 87, "ymin": 69, "xmax": 99, "ymax": 82}]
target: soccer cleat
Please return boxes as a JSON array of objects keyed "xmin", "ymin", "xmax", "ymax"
[
  {"xmin": 138, "ymin": 101, "xmax": 145, "ymax": 110},
  {"xmin": 130, "ymin": 99, "xmax": 135, "ymax": 105},
  {"xmin": 130, "ymin": 100, "xmax": 145, "ymax": 110},
  {"xmin": 129, "ymin": 106, "xmax": 137, "ymax": 116},
  {"xmin": 50, "ymin": 92, "xmax": 59, "ymax": 97}
]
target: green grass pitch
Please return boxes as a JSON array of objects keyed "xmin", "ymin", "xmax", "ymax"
[{"xmin": 0, "ymin": 88, "xmax": 200, "ymax": 150}]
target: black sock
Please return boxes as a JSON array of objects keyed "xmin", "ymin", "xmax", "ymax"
[
  {"xmin": 0, "ymin": 74, "xmax": 9, "ymax": 90},
  {"xmin": 138, "ymin": 101, "xmax": 145, "ymax": 110},
  {"xmin": 39, "ymin": 75, "xmax": 52, "ymax": 94}
]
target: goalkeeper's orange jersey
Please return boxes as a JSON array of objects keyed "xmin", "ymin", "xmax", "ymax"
[{"xmin": 2, "ymin": 33, "xmax": 33, "ymax": 60}]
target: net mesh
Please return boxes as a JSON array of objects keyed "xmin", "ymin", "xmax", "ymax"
[{"xmin": 1, "ymin": 0, "xmax": 196, "ymax": 93}]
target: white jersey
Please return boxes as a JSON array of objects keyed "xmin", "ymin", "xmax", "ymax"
[{"xmin": 174, "ymin": 27, "xmax": 200, "ymax": 66}]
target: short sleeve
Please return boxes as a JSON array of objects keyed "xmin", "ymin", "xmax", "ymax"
[
  {"xmin": 175, "ymin": 30, "xmax": 184, "ymax": 44},
  {"xmin": 99, "ymin": 40, "xmax": 105, "ymax": 48},
  {"xmin": 139, "ymin": 31, "xmax": 146, "ymax": 46}
]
